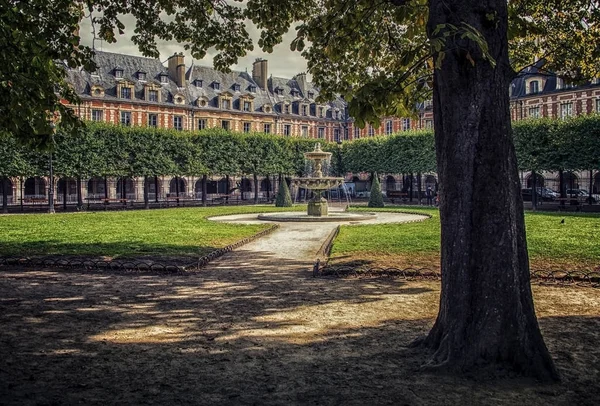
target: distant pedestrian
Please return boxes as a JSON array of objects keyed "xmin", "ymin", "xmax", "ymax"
[{"xmin": 426, "ymin": 186, "xmax": 433, "ymax": 206}]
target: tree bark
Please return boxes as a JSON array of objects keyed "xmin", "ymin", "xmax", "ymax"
[
  {"xmin": 253, "ymin": 174, "xmax": 259, "ymax": 204},
  {"xmin": 63, "ymin": 178, "xmax": 67, "ymax": 211},
  {"xmin": 76, "ymin": 176, "xmax": 83, "ymax": 210},
  {"xmin": 420, "ymin": 0, "xmax": 558, "ymax": 381},
  {"xmin": 144, "ymin": 176, "xmax": 150, "ymax": 209},
  {"xmin": 202, "ymin": 174, "xmax": 207, "ymax": 207},
  {"xmin": 154, "ymin": 176, "xmax": 159, "ymax": 203},
  {"xmin": 531, "ymin": 170, "xmax": 537, "ymax": 211}
]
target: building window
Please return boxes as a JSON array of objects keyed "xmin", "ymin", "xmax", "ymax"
[
  {"xmin": 148, "ymin": 114, "xmax": 158, "ymax": 128},
  {"xmin": 528, "ymin": 106, "xmax": 540, "ymax": 119},
  {"xmin": 221, "ymin": 99, "xmax": 230, "ymax": 109},
  {"xmin": 148, "ymin": 90, "xmax": 159, "ymax": 102},
  {"xmin": 198, "ymin": 119, "xmax": 207, "ymax": 130},
  {"xmin": 173, "ymin": 116, "xmax": 183, "ymax": 131},
  {"xmin": 250, "ymin": 85, "xmax": 257, "ymax": 93},
  {"xmin": 194, "ymin": 79, "xmax": 203, "ymax": 87},
  {"xmin": 560, "ymin": 102, "xmax": 573, "ymax": 119},
  {"xmin": 301, "ymin": 126, "xmax": 308, "ymax": 137},
  {"xmin": 318, "ymin": 127, "xmax": 325, "ymax": 139},
  {"xmin": 138, "ymin": 72, "xmax": 146, "ymax": 81},
  {"xmin": 402, "ymin": 118, "xmax": 411, "ymax": 131},
  {"xmin": 596, "ymin": 99, "xmax": 600, "ymax": 113},
  {"xmin": 243, "ymin": 122, "xmax": 251, "ymax": 133},
  {"xmin": 213, "ymin": 82, "xmax": 220, "ymax": 90},
  {"xmin": 301, "ymin": 105, "xmax": 308, "ymax": 116},
  {"xmin": 160, "ymin": 74, "xmax": 168, "ymax": 83},
  {"xmin": 385, "ymin": 120, "xmax": 393, "ymax": 135},
  {"xmin": 120, "ymin": 111, "xmax": 131, "ymax": 126},
  {"xmin": 243, "ymin": 101, "xmax": 252, "ymax": 112},
  {"xmin": 344, "ymin": 128, "xmax": 349, "ymax": 140},
  {"xmin": 91, "ymin": 109, "xmax": 103, "ymax": 122},
  {"xmin": 121, "ymin": 87, "xmax": 132, "ymax": 99},
  {"xmin": 283, "ymin": 104, "xmax": 290, "ymax": 114},
  {"xmin": 283, "ymin": 124, "xmax": 291, "ymax": 136},
  {"xmin": 354, "ymin": 127, "xmax": 360, "ymax": 139},
  {"xmin": 115, "ymin": 69, "xmax": 123, "ymax": 78},
  {"xmin": 528, "ymin": 80, "xmax": 539, "ymax": 94},
  {"xmin": 368, "ymin": 125, "xmax": 374, "ymax": 136},
  {"xmin": 334, "ymin": 128, "xmax": 340, "ymax": 142},
  {"xmin": 263, "ymin": 123, "xmax": 271, "ymax": 134},
  {"xmin": 221, "ymin": 120, "xmax": 230, "ymax": 131},
  {"xmin": 425, "ymin": 119, "xmax": 434, "ymax": 129},
  {"xmin": 233, "ymin": 84, "xmax": 241, "ymax": 92}
]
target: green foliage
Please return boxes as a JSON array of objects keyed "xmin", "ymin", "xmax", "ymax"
[
  {"xmin": 368, "ymin": 174, "xmax": 384, "ymax": 208},
  {"xmin": 275, "ymin": 178, "xmax": 293, "ymax": 207}
]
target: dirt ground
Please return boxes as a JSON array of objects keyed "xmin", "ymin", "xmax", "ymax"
[{"xmin": 1, "ymin": 262, "xmax": 599, "ymax": 405}]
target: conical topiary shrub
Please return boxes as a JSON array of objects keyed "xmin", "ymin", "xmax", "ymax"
[
  {"xmin": 368, "ymin": 173, "xmax": 384, "ymax": 208},
  {"xmin": 275, "ymin": 177, "xmax": 293, "ymax": 207}
]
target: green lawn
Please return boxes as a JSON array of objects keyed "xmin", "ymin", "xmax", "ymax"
[
  {"xmin": 333, "ymin": 206, "xmax": 600, "ymax": 269},
  {"xmin": 0, "ymin": 205, "xmax": 304, "ymax": 260}
]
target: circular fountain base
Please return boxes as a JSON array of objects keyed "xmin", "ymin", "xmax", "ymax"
[{"xmin": 257, "ymin": 211, "xmax": 377, "ymax": 222}]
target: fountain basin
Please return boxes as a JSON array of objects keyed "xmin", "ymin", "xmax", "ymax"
[{"xmin": 257, "ymin": 211, "xmax": 377, "ymax": 222}]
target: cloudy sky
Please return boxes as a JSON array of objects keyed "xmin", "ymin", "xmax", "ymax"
[{"xmin": 78, "ymin": 14, "xmax": 309, "ymax": 80}]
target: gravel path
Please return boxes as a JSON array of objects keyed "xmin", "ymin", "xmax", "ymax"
[{"xmin": 208, "ymin": 211, "xmax": 427, "ymax": 265}]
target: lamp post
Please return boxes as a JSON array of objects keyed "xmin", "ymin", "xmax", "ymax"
[{"xmin": 48, "ymin": 123, "xmax": 56, "ymax": 214}]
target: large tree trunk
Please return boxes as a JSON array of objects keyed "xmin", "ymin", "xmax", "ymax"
[{"xmin": 421, "ymin": 0, "xmax": 558, "ymax": 381}]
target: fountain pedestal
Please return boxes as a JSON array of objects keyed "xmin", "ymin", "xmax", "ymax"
[{"xmin": 308, "ymin": 195, "xmax": 328, "ymax": 216}]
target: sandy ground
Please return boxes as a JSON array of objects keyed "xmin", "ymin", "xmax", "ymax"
[{"xmin": 1, "ymin": 212, "xmax": 599, "ymax": 405}]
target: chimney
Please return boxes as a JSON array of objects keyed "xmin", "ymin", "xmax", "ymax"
[
  {"xmin": 295, "ymin": 72, "xmax": 308, "ymax": 97},
  {"xmin": 252, "ymin": 58, "xmax": 268, "ymax": 90},
  {"xmin": 168, "ymin": 53, "xmax": 186, "ymax": 87}
]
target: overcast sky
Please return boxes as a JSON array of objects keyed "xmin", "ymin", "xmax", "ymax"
[{"xmin": 78, "ymin": 15, "xmax": 309, "ymax": 80}]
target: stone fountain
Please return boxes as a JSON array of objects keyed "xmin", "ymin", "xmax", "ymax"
[
  {"xmin": 256, "ymin": 143, "xmax": 377, "ymax": 222},
  {"xmin": 292, "ymin": 143, "xmax": 343, "ymax": 216}
]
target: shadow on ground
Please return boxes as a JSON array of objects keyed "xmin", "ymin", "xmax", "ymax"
[{"xmin": 0, "ymin": 256, "xmax": 599, "ymax": 405}]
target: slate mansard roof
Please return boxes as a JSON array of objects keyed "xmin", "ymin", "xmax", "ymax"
[
  {"xmin": 66, "ymin": 50, "xmax": 347, "ymax": 120},
  {"xmin": 66, "ymin": 51, "xmax": 185, "ymax": 105}
]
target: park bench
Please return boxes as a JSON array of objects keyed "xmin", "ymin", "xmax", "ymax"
[{"xmin": 386, "ymin": 190, "xmax": 408, "ymax": 203}]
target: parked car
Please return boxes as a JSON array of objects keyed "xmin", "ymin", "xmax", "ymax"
[
  {"xmin": 537, "ymin": 187, "xmax": 559, "ymax": 200},
  {"xmin": 566, "ymin": 189, "xmax": 597, "ymax": 203},
  {"xmin": 521, "ymin": 188, "xmax": 553, "ymax": 202}
]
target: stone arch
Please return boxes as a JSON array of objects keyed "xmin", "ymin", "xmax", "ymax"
[
  {"xmin": 526, "ymin": 173, "xmax": 545, "ymax": 188},
  {"xmin": 116, "ymin": 177, "xmax": 135, "ymax": 199},
  {"xmin": 260, "ymin": 177, "xmax": 272, "ymax": 192},
  {"xmin": 217, "ymin": 177, "xmax": 230, "ymax": 194},
  {"xmin": 24, "ymin": 177, "xmax": 46, "ymax": 198},
  {"xmin": 57, "ymin": 177, "xmax": 77, "ymax": 203},
  {"xmin": 240, "ymin": 178, "xmax": 253, "ymax": 192},
  {"xmin": 87, "ymin": 177, "xmax": 106, "ymax": 198},
  {"xmin": 564, "ymin": 171, "xmax": 579, "ymax": 190},
  {"xmin": 0, "ymin": 178, "xmax": 14, "ymax": 204},
  {"xmin": 385, "ymin": 175, "xmax": 396, "ymax": 191},
  {"xmin": 169, "ymin": 177, "xmax": 187, "ymax": 196}
]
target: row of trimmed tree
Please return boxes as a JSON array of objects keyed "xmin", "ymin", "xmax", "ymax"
[{"xmin": 1, "ymin": 117, "xmax": 599, "ymax": 209}]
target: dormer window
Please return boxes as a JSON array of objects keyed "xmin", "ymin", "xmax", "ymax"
[
  {"xmin": 275, "ymin": 87, "xmax": 284, "ymax": 96},
  {"xmin": 249, "ymin": 85, "xmax": 257, "ymax": 93},
  {"xmin": 263, "ymin": 104, "xmax": 273, "ymax": 114},
  {"xmin": 174, "ymin": 94, "xmax": 185, "ymax": 105},
  {"xmin": 120, "ymin": 87, "xmax": 132, "ymax": 99},
  {"xmin": 282, "ymin": 103, "xmax": 290, "ymax": 114},
  {"xmin": 242, "ymin": 99, "xmax": 253, "ymax": 112},
  {"xmin": 308, "ymin": 91, "xmax": 314, "ymax": 99},
  {"xmin": 114, "ymin": 68, "xmax": 124, "ymax": 79},
  {"xmin": 233, "ymin": 83, "xmax": 241, "ymax": 92},
  {"xmin": 213, "ymin": 82, "xmax": 220, "ymax": 90},
  {"xmin": 159, "ymin": 73, "xmax": 169, "ymax": 84},
  {"xmin": 291, "ymin": 89, "xmax": 300, "ymax": 97},
  {"xmin": 137, "ymin": 71, "xmax": 147, "ymax": 81},
  {"xmin": 194, "ymin": 79, "xmax": 203, "ymax": 87},
  {"xmin": 196, "ymin": 97, "xmax": 208, "ymax": 108},
  {"xmin": 529, "ymin": 80, "xmax": 539, "ymax": 94},
  {"xmin": 301, "ymin": 104, "xmax": 308, "ymax": 116}
]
